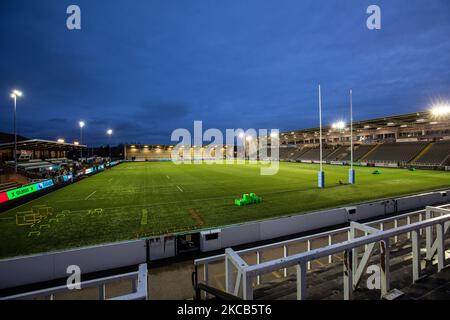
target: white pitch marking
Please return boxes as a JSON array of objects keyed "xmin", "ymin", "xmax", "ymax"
[
  {"xmin": 176, "ymin": 185, "xmax": 183, "ymax": 192},
  {"xmin": 85, "ymin": 190, "xmax": 97, "ymax": 200}
]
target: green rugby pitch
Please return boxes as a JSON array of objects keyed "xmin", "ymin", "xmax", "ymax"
[{"xmin": 1, "ymin": 161, "xmax": 449, "ymax": 258}]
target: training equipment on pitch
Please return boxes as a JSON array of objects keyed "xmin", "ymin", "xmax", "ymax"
[{"xmin": 234, "ymin": 193, "xmax": 262, "ymax": 206}]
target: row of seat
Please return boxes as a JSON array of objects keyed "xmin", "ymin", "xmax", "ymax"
[
  {"xmin": 412, "ymin": 140, "xmax": 450, "ymax": 166},
  {"xmin": 278, "ymin": 140, "xmax": 450, "ymax": 166}
]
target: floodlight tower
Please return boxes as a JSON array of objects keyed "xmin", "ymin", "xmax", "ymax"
[
  {"xmin": 318, "ymin": 85, "xmax": 325, "ymax": 188},
  {"xmin": 79, "ymin": 121, "xmax": 85, "ymax": 160},
  {"xmin": 348, "ymin": 89, "xmax": 355, "ymax": 184},
  {"xmin": 107, "ymin": 129, "xmax": 113, "ymax": 159},
  {"xmin": 10, "ymin": 89, "xmax": 23, "ymax": 173}
]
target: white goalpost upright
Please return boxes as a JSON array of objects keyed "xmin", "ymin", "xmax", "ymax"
[
  {"xmin": 318, "ymin": 84, "xmax": 325, "ymax": 188},
  {"xmin": 349, "ymin": 89, "xmax": 355, "ymax": 184}
]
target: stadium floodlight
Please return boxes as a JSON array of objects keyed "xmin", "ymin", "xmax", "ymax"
[
  {"xmin": 11, "ymin": 89, "xmax": 23, "ymax": 98},
  {"xmin": 57, "ymin": 138, "xmax": 65, "ymax": 143},
  {"xmin": 10, "ymin": 89, "xmax": 23, "ymax": 173},
  {"xmin": 74, "ymin": 141, "xmax": 79, "ymax": 146},
  {"xmin": 106, "ymin": 129, "xmax": 113, "ymax": 158},
  {"xmin": 430, "ymin": 104, "xmax": 450, "ymax": 117},
  {"xmin": 79, "ymin": 121, "xmax": 85, "ymax": 159},
  {"xmin": 332, "ymin": 121, "xmax": 346, "ymax": 130}
]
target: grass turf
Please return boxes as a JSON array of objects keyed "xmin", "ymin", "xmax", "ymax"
[{"xmin": 0, "ymin": 161, "xmax": 449, "ymax": 258}]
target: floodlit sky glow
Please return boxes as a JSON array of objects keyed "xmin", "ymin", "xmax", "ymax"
[{"xmin": 0, "ymin": 0, "xmax": 449, "ymax": 146}]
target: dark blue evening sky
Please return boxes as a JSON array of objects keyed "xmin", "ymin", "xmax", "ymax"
[{"xmin": 0, "ymin": 0, "xmax": 449, "ymax": 146}]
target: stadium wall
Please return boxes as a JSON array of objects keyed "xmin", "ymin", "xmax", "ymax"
[
  {"xmin": 0, "ymin": 239, "xmax": 146, "ymax": 290},
  {"xmin": 0, "ymin": 189, "xmax": 448, "ymax": 290}
]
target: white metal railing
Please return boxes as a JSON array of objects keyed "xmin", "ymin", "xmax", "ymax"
[
  {"xmin": 195, "ymin": 205, "xmax": 450, "ymax": 300},
  {"xmin": 1, "ymin": 264, "xmax": 148, "ymax": 300}
]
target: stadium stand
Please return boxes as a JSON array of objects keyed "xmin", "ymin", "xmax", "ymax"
[
  {"xmin": 278, "ymin": 147, "xmax": 296, "ymax": 160},
  {"xmin": 412, "ymin": 140, "xmax": 450, "ymax": 166},
  {"xmin": 125, "ymin": 145, "xmax": 173, "ymax": 161},
  {"xmin": 323, "ymin": 146, "xmax": 349, "ymax": 161},
  {"xmin": 297, "ymin": 147, "xmax": 334, "ymax": 161},
  {"xmin": 290, "ymin": 147, "xmax": 311, "ymax": 161},
  {"xmin": 362, "ymin": 141, "xmax": 429, "ymax": 164},
  {"xmin": 341, "ymin": 144, "xmax": 375, "ymax": 161},
  {"xmin": 0, "ymin": 182, "xmax": 22, "ymax": 193}
]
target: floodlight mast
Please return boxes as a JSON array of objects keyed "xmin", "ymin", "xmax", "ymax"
[{"xmin": 79, "ymin": 121, "xmax": 85, "ymax": 160}]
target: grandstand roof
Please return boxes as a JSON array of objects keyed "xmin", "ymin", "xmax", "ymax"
[
  {"xmin": 0, "ymin": 139, "xmax": 86, "ymax": 151},
  {"xmin": 280, "ymin": 111, "xmax": 442, "ymax": 137}
]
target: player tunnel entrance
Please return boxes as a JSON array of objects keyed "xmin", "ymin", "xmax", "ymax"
[{"xmin": 176, "ymin": 232, "xmax": 201, "ymax": 255}]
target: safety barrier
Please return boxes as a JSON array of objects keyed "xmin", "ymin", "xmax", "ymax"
[
  {"xmin": 194, "ymin": 205, "xmax": 450, "ymax": 300},
  {"xmin": 0, "ymin": 263, "xmax": 147, "ymax": 300}
]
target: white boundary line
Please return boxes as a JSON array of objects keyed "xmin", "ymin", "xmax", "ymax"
[{"xmin": 85, "ymin": 191, "xmax": 97, "ymax": 200}]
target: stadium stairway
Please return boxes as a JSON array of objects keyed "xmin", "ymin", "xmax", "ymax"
[
  {"xmin": 359, "ymin": 143, "xmax": 382, "ymax": 162},
  {"xmin": 410, "ymin": 142, "xmax": 434, "ymax": 163},
  {"xmin": 252, "ymin": 236, "xmax": 450, "ymax": 300}
]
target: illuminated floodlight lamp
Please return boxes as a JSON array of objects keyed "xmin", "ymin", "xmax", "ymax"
[
  {"xmin": 331, "ymin": 121, "xmax": 346, "ymax": 130},
  {"xmin": 79, "ymin": 121, "xmax": 85, "ymax": 128},
  {"xmin": 57, "ymin": 138, "xmax": 65, "ymax": 143},
  {"xmin": 107, "ymin": 129, "xmax": 113, "ymax": 136},
  {"xmin": 74, "ymin": 141, "xmax": 80, "ymax": 146},
  {"xmin": 11, "ymin": 89, "xmax": 23, "ymax": 98},
  {"xmin": 270, "ymin": 131, "xmax": 279, "ymax": 138},
  {"xmin": 430, "ymin": 104, "xmax": 450, "ymax": 117}
]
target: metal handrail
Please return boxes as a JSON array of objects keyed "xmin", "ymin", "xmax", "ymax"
[
  {"xmin": 194, "ymin": 204, "xmax": 448, "ymax": 266},
  {"xmin": 245, "ymin": 212, "xmax": 449, "ymax": 276},
  {"xmin": 225, "ymin": 207, "xmax": 449, "ymax": 300},
  {"xmin": 1, "ymin": 263, "xmax": 148, "ymax": 300}
]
